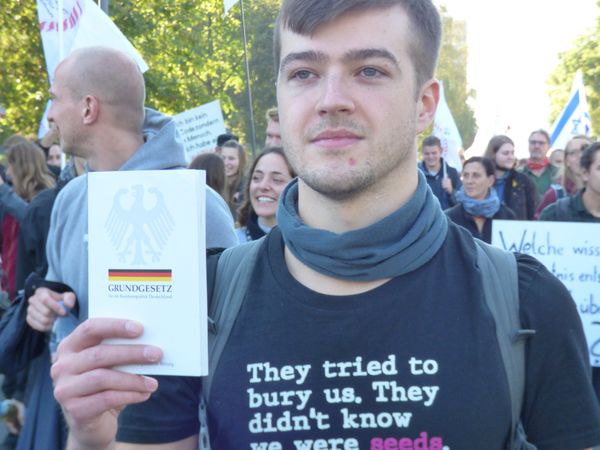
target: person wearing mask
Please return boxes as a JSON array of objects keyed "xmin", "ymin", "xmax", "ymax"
[
  {"xmin": 484, "ymin": 135, "xmax": 536, "ymax": 220},
  {"xmin": 236, "ymin": 147, "xmax": 295, "ymax": 242},
  {"xmin": 446, "ymin": 157, "xmax": 516, "ymax": 243}
]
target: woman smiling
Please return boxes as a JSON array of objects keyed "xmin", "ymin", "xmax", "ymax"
[{"xmin": 236, "ymin": 147, "xmax": 296, "ymax": 243}]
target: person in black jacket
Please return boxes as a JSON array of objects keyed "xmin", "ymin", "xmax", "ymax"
[
  {"xmin": 446, "ymin": 157, "xmax": 516, "ymax": 243},
  {"xmin": 483, "ymin": 135, "xmax": 536, "ymax": 220},
  {"xmin": 418, "ymin": 135, "xmax": 461, "ymax": 210}
]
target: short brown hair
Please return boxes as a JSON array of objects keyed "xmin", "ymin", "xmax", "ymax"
[{"xmin": 274, "ymin": 0, "xmax": 442, "ymax": 89}]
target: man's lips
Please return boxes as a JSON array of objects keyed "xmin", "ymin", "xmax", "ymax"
[{"xmin": 310, "ymin": 130, "xmax": 362, "ymax": 148}]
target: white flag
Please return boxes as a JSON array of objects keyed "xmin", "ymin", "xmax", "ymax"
[
  {"xmin": 224, "ymin": 0, "xmax": 239, "ymax": 14},
  {"xmin": 37, "ymin": 0, "xmax": 148, "ymax": 136},
  {"xmin": 550, "ymin": 70, "xmax": 593, "ymax": 150},
  {"xmin": 433, "ymin": 81, "xmax": 463, "ymax": 172}
]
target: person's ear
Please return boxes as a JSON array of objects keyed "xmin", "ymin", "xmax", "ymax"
[
  {"xmin": 82, "ymin": 95, "xmax": 99, "ymax": 125},
  {"xmin": 416, "ymin": 79, "xmax": 439, "ymax": 134}
]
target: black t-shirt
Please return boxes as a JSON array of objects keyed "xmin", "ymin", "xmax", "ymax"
[{"xmin": 118, "ymin": 224, "xmax": 600, "ymax": 449}]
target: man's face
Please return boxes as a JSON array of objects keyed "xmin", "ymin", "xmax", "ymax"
[
  {"xmin": 528, "ymin": 132, "xmax": 549, "ymax": 162},
  {"xmin": 265, "ymin": 119, "xmax": 282, "ymax": 147},
  {"xmin": 276, "ymin": 6, "xmax": 429, "ymax": 201},
  {"xmin": 47, "ymin": 62, "xmax": 83, "ymax": 157},
  {"xmin": 422, "ymin": 145, "xmax": 441, "ymax": 171}
]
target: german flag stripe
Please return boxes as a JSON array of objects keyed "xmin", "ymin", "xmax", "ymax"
[
  {"xmin": 109, "ymin": 276, "xmax": 172, "ymax": 282},
  {"xmin": 108, "ymin": 269, "xmax": 172, "ymax": 281}
]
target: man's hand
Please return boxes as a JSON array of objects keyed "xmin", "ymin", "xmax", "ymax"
[
  {"xmin": 27, "ymin": 288, "xmax": 76, "ymax": 332},
  {"xmin": 441, "ymin": 177, "xmax": 453, "ymax": 194},
  {"xmin": 51, "ymin": 318, "xmax": 161, "ymax": 450}
]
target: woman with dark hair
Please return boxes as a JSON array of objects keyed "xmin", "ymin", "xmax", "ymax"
[
  {"xmin": 189, "ymin": 152, "xmax": 228, "ymax": 200},
  {"xmin": 221, "ymin": 139, "xmax": 247, "ymax": 216},
  {"xmin": 0, "ymin": 137, "xmax": 55, "ymax": 299},
  {"xmin": 445, "ymin": 157, "xmax": 516, "ymax": 243},
  {"xmin": 236, "ymin": 147, "xmax": 295, "ymax": 243},
  {"xmin": 483, "ymin": 135, "xmax": 536, "ymax": 220}
]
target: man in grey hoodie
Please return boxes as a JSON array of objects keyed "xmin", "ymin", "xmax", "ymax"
[
  {"xmin": 27, "ymin": 46, "xmax": 236, "ymax": 333},
  {"xmin": 22, "ymin": 47, "xmax": 236, "ymax": 448}
]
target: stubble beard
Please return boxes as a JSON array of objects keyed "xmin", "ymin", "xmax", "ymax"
[{"xmin": 284, "ymin": 118, "xmax": 416, "ymax": 202}]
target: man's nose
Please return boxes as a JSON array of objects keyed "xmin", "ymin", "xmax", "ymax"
[{"xmin": 315, "ymin": 74, "xmax": 355, "ymax": 116}]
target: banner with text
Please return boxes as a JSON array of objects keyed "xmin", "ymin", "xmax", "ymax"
[
  {"xmin": 173, "ymin": 100, "xmax": 226, "ymax": 161},
  {"xmin": 492, "ymin": 220, "xmax": 600, "ymax": 366}
]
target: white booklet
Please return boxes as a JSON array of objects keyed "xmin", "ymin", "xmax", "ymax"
[{"xmin": 88, "ymin": 170, "xmax": 207, "ymax": 376}]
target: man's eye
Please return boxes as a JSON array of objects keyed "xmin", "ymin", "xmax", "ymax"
[
  {"xmin": 360, "ymin": 67, "xmax": 381, "ymax": 77},
  {"xmin": 292, "ymin": 70, "xmax": 313, "ymax": 80}
]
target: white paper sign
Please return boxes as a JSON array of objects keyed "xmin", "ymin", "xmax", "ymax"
[
  {"xmin": 88, "ymin": 170, "xmax": 207, "ymax": 376},
  {"xmin": 173, "ymin": 100, "xmax": 226, "ymax": 160},
  {"xmin": 492, "ymin": 220, "xmax": 600, "ymax": 366}
]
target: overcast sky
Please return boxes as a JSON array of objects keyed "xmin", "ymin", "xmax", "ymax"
[{"xmin": 437, "ymin": 1, "xmax": 598, "ymax": 156}]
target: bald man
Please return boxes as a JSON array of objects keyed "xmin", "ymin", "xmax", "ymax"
[{"xmin": 20, "ymin": 47, "xmax": 237, "ymax": 449}]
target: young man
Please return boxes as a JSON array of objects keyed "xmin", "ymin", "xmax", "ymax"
[
  {"xmin": 265, "ymin": 107, "xmax": 282, "ymax": 147},
  {"xmin": 418, "ymin": 135, "xmax": 461, "ymax": 209},
  {"xmin": 51, "ymin": 2, "xmax": 600, "ymax": 450}
]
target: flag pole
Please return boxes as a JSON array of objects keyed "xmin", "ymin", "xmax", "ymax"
[
  {"xmin": 58, "ymin": 0, "xmax": 65, "ymax": 61},
  {"xmin": 239, "ymin": 0, "xmax": 258, "ymax": 157}
]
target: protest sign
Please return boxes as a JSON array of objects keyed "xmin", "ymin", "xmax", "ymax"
[
  {"xmin": 88, "ymin": 170, "xmax": 208, "ymax": 376},
  {"xmin": 173, "ymin": 100, "xmax": 226, "ymax": 160},
  {"xmin": 492, "ymin": 220, "xmax": 600, "ymax": 366}
]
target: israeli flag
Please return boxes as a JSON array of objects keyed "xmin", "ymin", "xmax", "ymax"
[{"xmin": 550, "ymin": 70, "xmax": 593, "ymax": 149}]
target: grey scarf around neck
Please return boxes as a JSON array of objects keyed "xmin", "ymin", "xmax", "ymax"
[{"xmin": 277, "ymin": 171, "xmax": 449, "ymax": 281}]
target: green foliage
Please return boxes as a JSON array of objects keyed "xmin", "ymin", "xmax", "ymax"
[
  {"xmin": 0, "ymin": 2, "xmax": 48, "ymax": 142},
  {"xmin": 434, "ymin": 8, "xmax": 477, "ymax": 150},
  {"xmin": 548, "ymin": 14, "xmax": 600, "ymax": 136},
  {"xmin": 1, "ymin": 1, "xmax": 475, "ymax": 159},
  {"xmin": 0, "ymin": 0, "xmax": 279, "ymax": 152}
]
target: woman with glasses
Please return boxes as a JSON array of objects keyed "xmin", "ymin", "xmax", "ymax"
[{"xmin": 534, "ymin": 135, "xmax": 592, "ymax": 219}]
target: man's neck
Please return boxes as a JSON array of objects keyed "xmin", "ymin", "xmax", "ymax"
[
  {"xmin": 425, "ymin": 161, "xmax": 441, "ymax": 173},
  {"xmin": 582, "ymin": 188, "xmax": 600, "ymax": 217},
  {"xmin": 297, "ymin": 169, "xmax": 418, "ymax": 234},
  {"xmin": 88, "ymin": 131, "xmax": 144, "ymax": 171}
]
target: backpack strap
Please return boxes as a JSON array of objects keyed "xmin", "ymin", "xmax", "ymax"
[
  {"xmin": 199, "ymin": 237, "xmax": 265, "ymax": 450},
  {"xmin": 554, "ymin": 196, "xmax": 572, "ymax": 220},
  {"xmin": 475, "ymin": 240, "xmax": 536, "ymax": 450},
  {"xmin": 550, "ymin": 183, "xmax": 565, "ymax": 200}
]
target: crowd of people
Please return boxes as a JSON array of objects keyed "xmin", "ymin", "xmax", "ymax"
[
  {"xmin": 0, "ymin": 0, "xmax": 599, "ymax": 449},
  {"xmin": 419, "ymin": 132, "xmax": 600, "ymax": 244}
]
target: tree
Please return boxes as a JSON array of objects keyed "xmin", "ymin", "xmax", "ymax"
[
  {"xmin": 0, "ymin": 2, "xmax": 47, "ymax": 143},
  {"xmin": 434, "ymin": 8, "xmax": 477, "ymax": 149},
  {"xmin": 0, "ymin": 0, "xmax": 280, "ymax": 152},
  {"xmin": 547, "ymin": 10, "xmax": 600, "ymax": 135}
]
